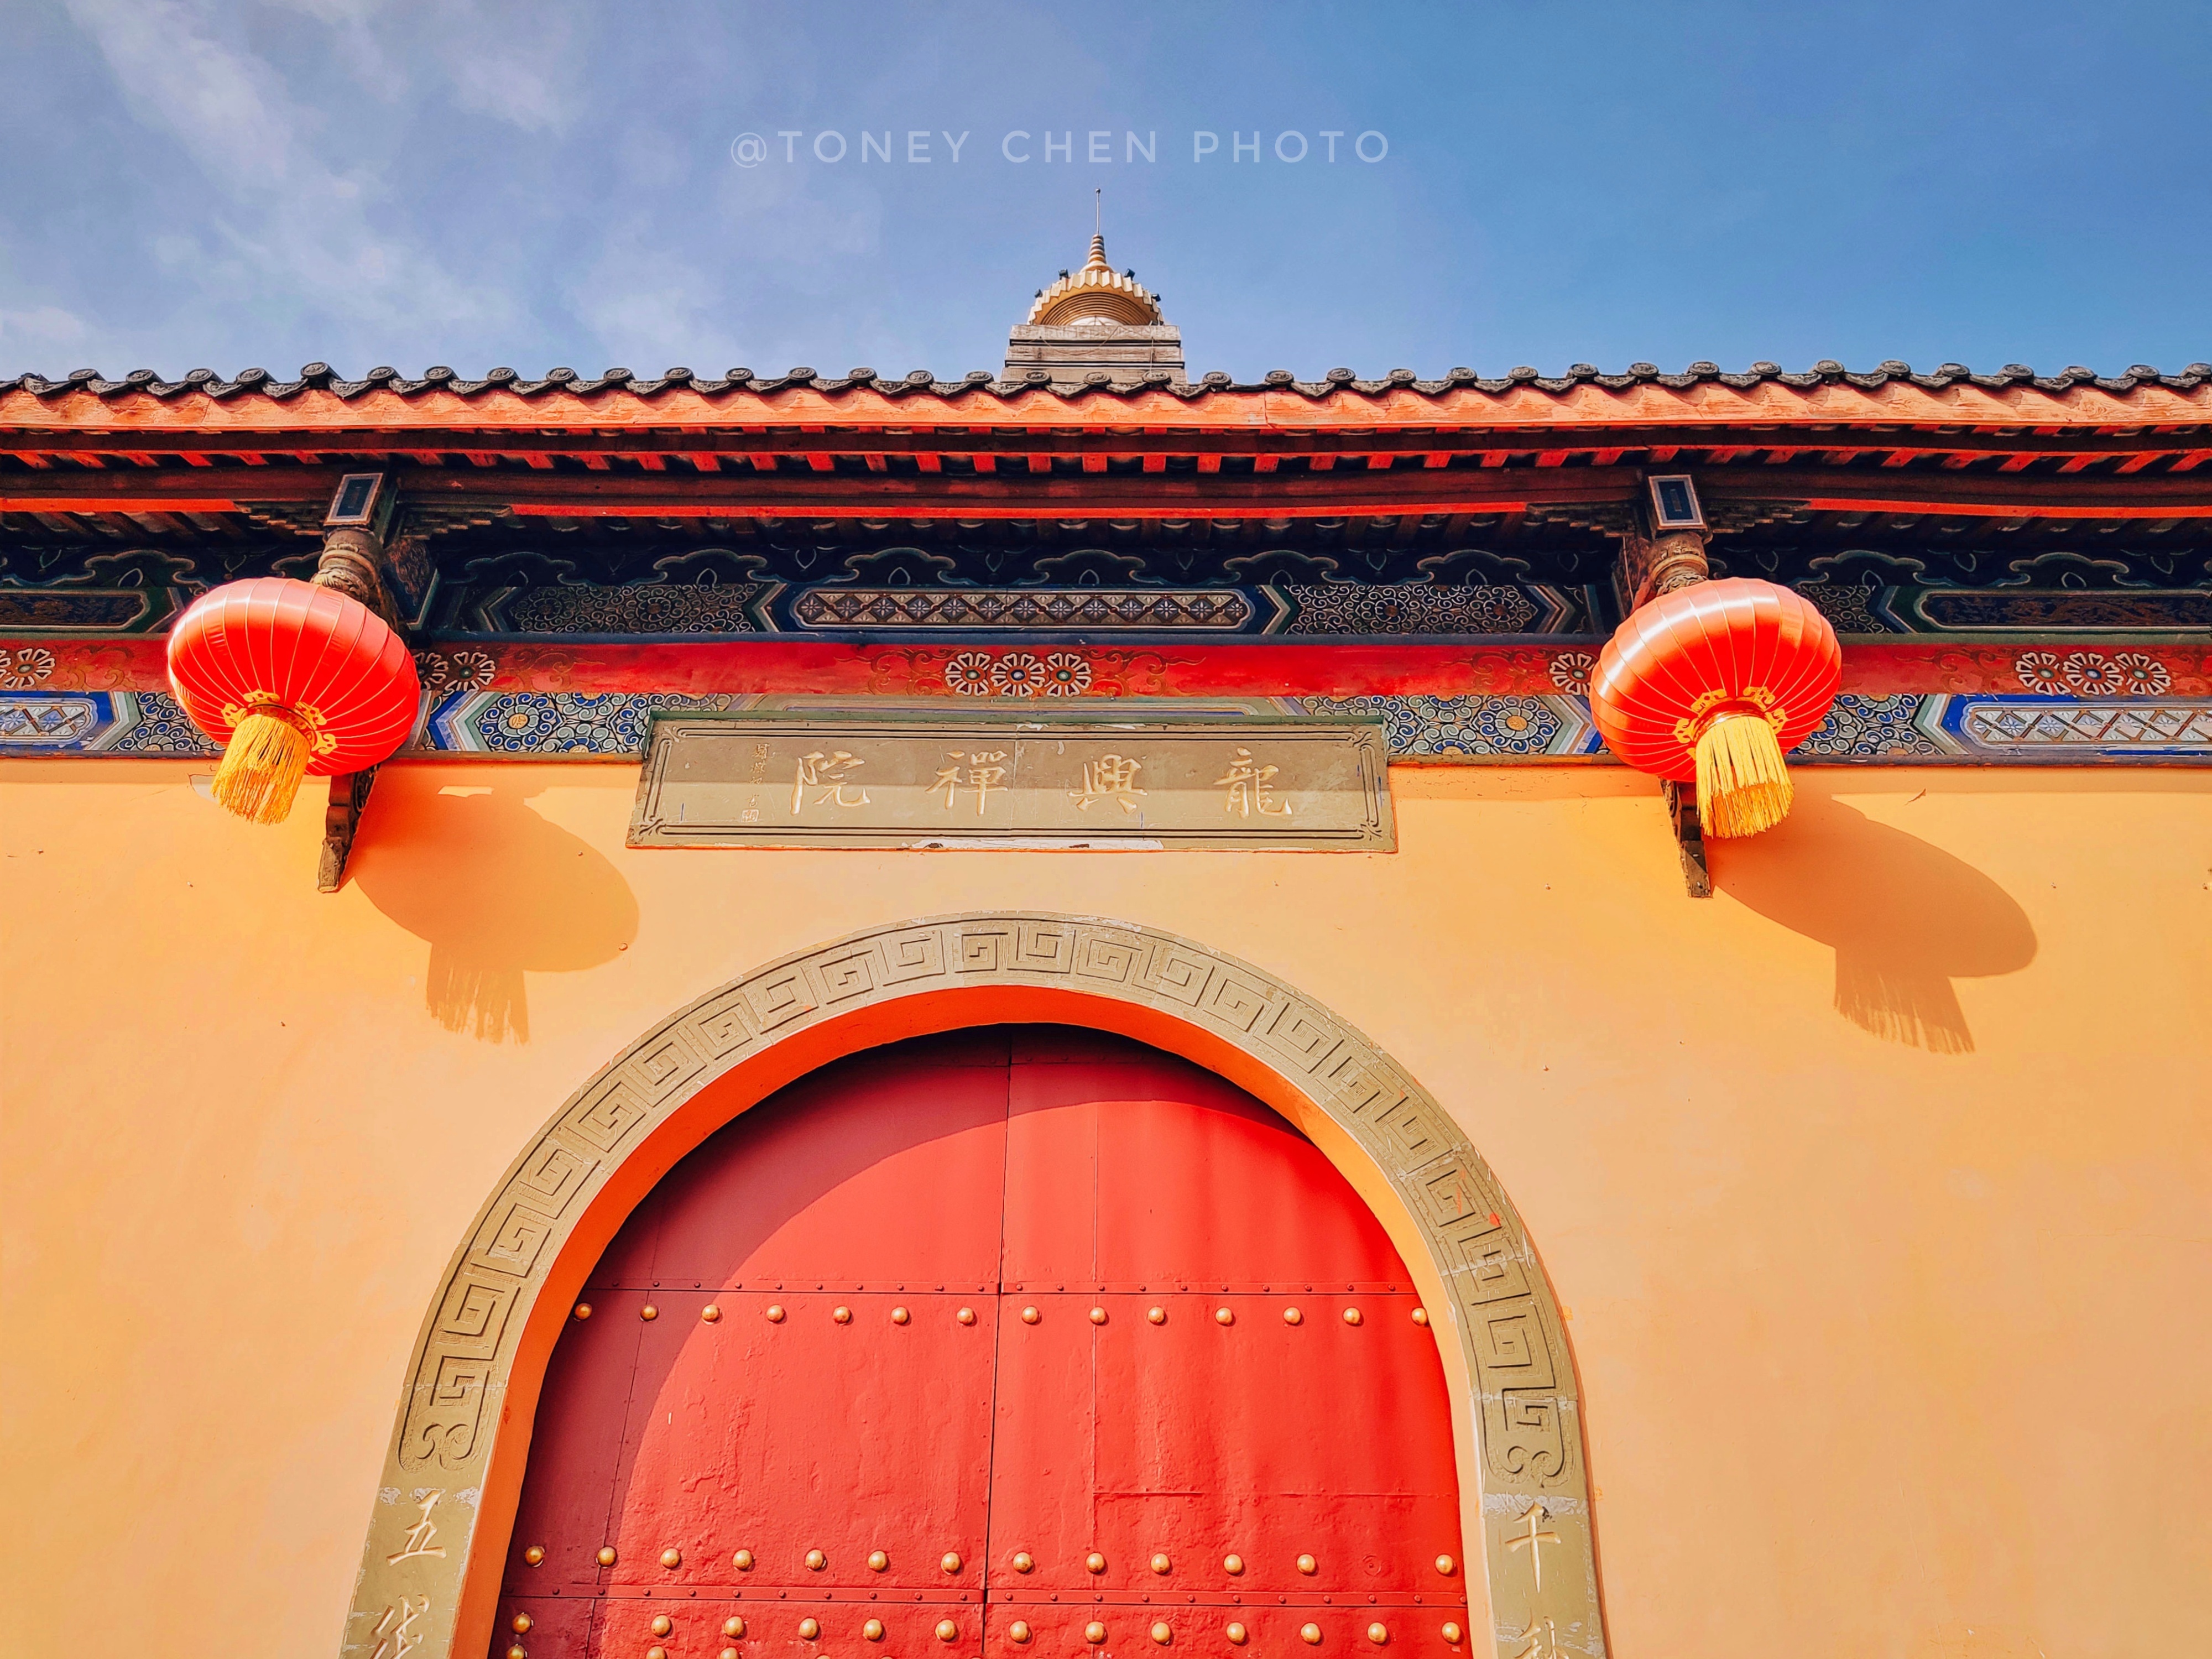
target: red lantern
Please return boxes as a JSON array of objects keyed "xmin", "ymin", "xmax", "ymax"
[
  {"xmin": 1589, "ymin": 577, "xmax": 1841, "ymax": 838},
  {"xmin": 167, "ymin": 577, "xmax": 420, "ymax": 823}
]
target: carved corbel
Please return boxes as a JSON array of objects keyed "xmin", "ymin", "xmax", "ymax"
[
  {"xmin": 310, "ymin": 525, "xmax": 395, "ymax": 620},
  {"xmin": 1617, "ymin": 472, "xmax": 1713, "ymax": 612},
  {"xmin": 1618, "ymin": 529, "xmax": 1715, "ymax": 613},
  {"xmin": 311, "ymin": 471, "xmax": 406, "ymax": 625},
  {"xmin": 311, "ymin": 474, "xmax": 407, "ymax": 891},
  {"xmin": 1662, "ymin": 780, "xmax": 1712, "ymax": 899},
  {"xmin": 317, "ymin": 766, "xmax": 378, "ymax": 893},
  {"xmin": 1642, "ymin": 529, "xmax": 1710, "ymax": 600},
  {"xmin": 1622, "ymin": 476, "xmax": 1717, "ymax": 898}
]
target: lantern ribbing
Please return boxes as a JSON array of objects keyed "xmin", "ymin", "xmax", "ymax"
[
  {"xmin": 166, "ymin": 577, "xmax": 420, "ymax": 825},
  {"xmin": 1589, "ymin": 576, "xmax": 1841, "ymax": 839}
]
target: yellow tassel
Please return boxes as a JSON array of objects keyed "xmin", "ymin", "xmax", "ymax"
[
  {"xmin": 211, "ymin": 708, "xmax": 311, "ymax": 824},
  {"xmin": 1694, "ymin": 709, "xmax": 1792, "ymax": 838}
]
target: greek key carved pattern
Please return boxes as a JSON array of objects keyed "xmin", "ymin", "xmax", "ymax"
[
  {"xmin": 431, "ymin": 1276, "xmax": 514, "ymax": 1355},
  {"xmin": 352, "ymin": 914, "xmax": 1602, "ymax": 1659}
]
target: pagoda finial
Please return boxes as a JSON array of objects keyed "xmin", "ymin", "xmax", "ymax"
[
  {"xmin": 1005, "ymin": 198, "xmax": 1185, "ymax": 374},
  {"xmin": 1018, "ymin": 204, "xmax": 1170, "ymax": 335}
]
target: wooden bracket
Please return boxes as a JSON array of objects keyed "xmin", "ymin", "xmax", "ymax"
[
  {"xmin": 312, "ymin": 478, "xmax": 412, "ymax": 895},
  {"xmin": 317, "ymin": 767, "xmax": 378, "ymax": 893},
  {"xmin": 1619, "ymin": 528, "xmax": 1712, "ymax": 614},
  {"xmin": 1663, "ymin": 780, "xmax": 1712, "ymax": 898}
]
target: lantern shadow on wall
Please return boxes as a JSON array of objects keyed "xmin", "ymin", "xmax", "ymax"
[
  {"xmin": 1715, "ymin": 792, "xmax": 2037, "ymax": 1055},
  {"xmin": 348, "ymin": 776, "xmax": 639, "ymax": 1042}
]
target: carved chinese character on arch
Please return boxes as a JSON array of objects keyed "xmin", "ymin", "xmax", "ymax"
[
  {"xmin": 348, "ymin": 914, "xmax": 1602, "ymax": 1659},
  {"xmin": 384, "ymin": 1492, "xmax": 448, "ymax": 1566},
  {"xmin": 364, "ymin": 1595, "xmax": 430, "ymax": 1659}
]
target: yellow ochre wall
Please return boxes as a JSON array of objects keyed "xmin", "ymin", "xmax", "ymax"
[{"xmin": 2, "ymin": 759, "xmax": 2208, "ymax": 1659}]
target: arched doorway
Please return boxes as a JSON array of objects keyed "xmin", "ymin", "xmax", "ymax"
[
  {"xmin": 347, "ymin": 915, "xmax": 1601, "ymax": 1659},
  {"xmin": 496, "ymin": 1028, "xmax": 1469, "ymax": 1659}
]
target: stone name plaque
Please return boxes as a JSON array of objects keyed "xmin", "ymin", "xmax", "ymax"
[{"xmin": 629, "ymin": 715, "xmax": 1394, "ymax": 850}]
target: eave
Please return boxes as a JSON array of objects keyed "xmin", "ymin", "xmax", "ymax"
[{"xmin": 4, "ymin": 374, "xmax": 2208, "ymax": 554}]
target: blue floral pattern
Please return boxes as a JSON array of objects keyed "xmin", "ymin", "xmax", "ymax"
[
  {"xmin": 1299, "ymin": 693, "xmax": 1580, "ymax": 757},
  {"xmin": 1796, "ymin": 695, "xmax": 1942, "ymax": 759},
  {"xmin": 108, "ymin": 692, "xmax": 222, "ymax": 755},
  {"xmin": 465, "ymin": 692, "xmax": 737, "ymax": 755}
]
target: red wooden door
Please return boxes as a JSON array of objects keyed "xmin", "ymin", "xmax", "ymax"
[{"xmin": 495, "ymin": 1029, "xmax": 1469, "ymax": 1659}]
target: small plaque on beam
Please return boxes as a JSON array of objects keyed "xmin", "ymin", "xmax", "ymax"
[{"xmin": 629, "ymin": 714, "xmax": 1394, "ymax": 851}]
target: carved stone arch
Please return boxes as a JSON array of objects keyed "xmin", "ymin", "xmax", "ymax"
[{"xmin": 344, "ymin": 914, "xmax": 1605, "ymax": 1659}]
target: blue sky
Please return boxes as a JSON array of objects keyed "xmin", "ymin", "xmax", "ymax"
[{"xmin": 2, "ymin": 1, "xmax": 2206, "ymax": 382}]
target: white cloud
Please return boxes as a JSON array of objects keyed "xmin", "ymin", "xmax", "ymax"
[
  {"xmin": 261, "ymin": 0, "xmax": 390, "ymax": 77},
  {"xmin": 0, "ymin": 306, "xmax": 92, "ymax": 348},
  {"xmin": 427, "ymin": 0, "xmax": 582, "ymax": 135},
  {"xmin": 66, "ymin": 0, "xmax": 304, "ymax": 193},
  {"xmin": 262, "ymin": 0, "xmax": 585, "ymax": 133},
  {"xmin": 563, "ymin": 233, "xmax": 748, "ymax": 372},
  {"xmin": 63, "ymin": 0, "xmax": 511, "ymax": 336}
]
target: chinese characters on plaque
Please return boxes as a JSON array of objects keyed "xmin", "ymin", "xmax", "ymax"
[
  {"xmin": 1069, "ymin": 753, "xmax": 1147, "ymax": 815},
  {"xmin": 932, "ymin": 750, "xmax": 1012, "ymax": 816},
  {"xmin": 630, "ymin": 717, "xmax": 1392, "ymax": 849}
]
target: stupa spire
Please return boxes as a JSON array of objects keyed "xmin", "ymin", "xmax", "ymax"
[{"xmin": 1004, "ymin": 207, "xmax": 1184, "ymax": 385}]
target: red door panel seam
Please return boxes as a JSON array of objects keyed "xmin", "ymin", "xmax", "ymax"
[{"xmin": 497, "ymin": 1029, "xmax": 1469, "ymax": 1659}]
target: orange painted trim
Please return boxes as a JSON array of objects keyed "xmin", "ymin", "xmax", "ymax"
[
  {"xmin": 2, "ymin": 378, "xmax": 2206, "ymax": 437},
  {"xmin": 5, "ymin": 462, "xmax": 2205, "ymax": 526},
  {"xmin": 499, "ymin": 495, "xmax": 1538, "ymax": 520}
]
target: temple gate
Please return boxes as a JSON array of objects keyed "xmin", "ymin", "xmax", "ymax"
[{"xmin": 496, "ymin": 1027, "xmax": 1470, "ymax": 1659}]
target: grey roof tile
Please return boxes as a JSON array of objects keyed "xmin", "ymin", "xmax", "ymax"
[{"xmin": 2, "ymin": 361, "xmax": 2206, "ymax": 401}]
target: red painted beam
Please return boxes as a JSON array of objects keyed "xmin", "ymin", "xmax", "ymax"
[
  {"xmin": 15, "ymin": 635, "xmax": 2210, "ymax": 702},
  {"xmin": 5, "ymin": 461, "xmax": 2209, "ymax": 521},
  {"xmin": 0, "ymin": 494, "xmax": 248, "ymax": 514},
  {"xmin": 3, "ymin": 422, "xmax": 2201, "ymax": 461}
]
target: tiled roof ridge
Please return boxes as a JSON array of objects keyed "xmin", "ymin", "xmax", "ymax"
[{"xmin": 2, "ymin": 359, "xmax": 2207, "ymax": 401}]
